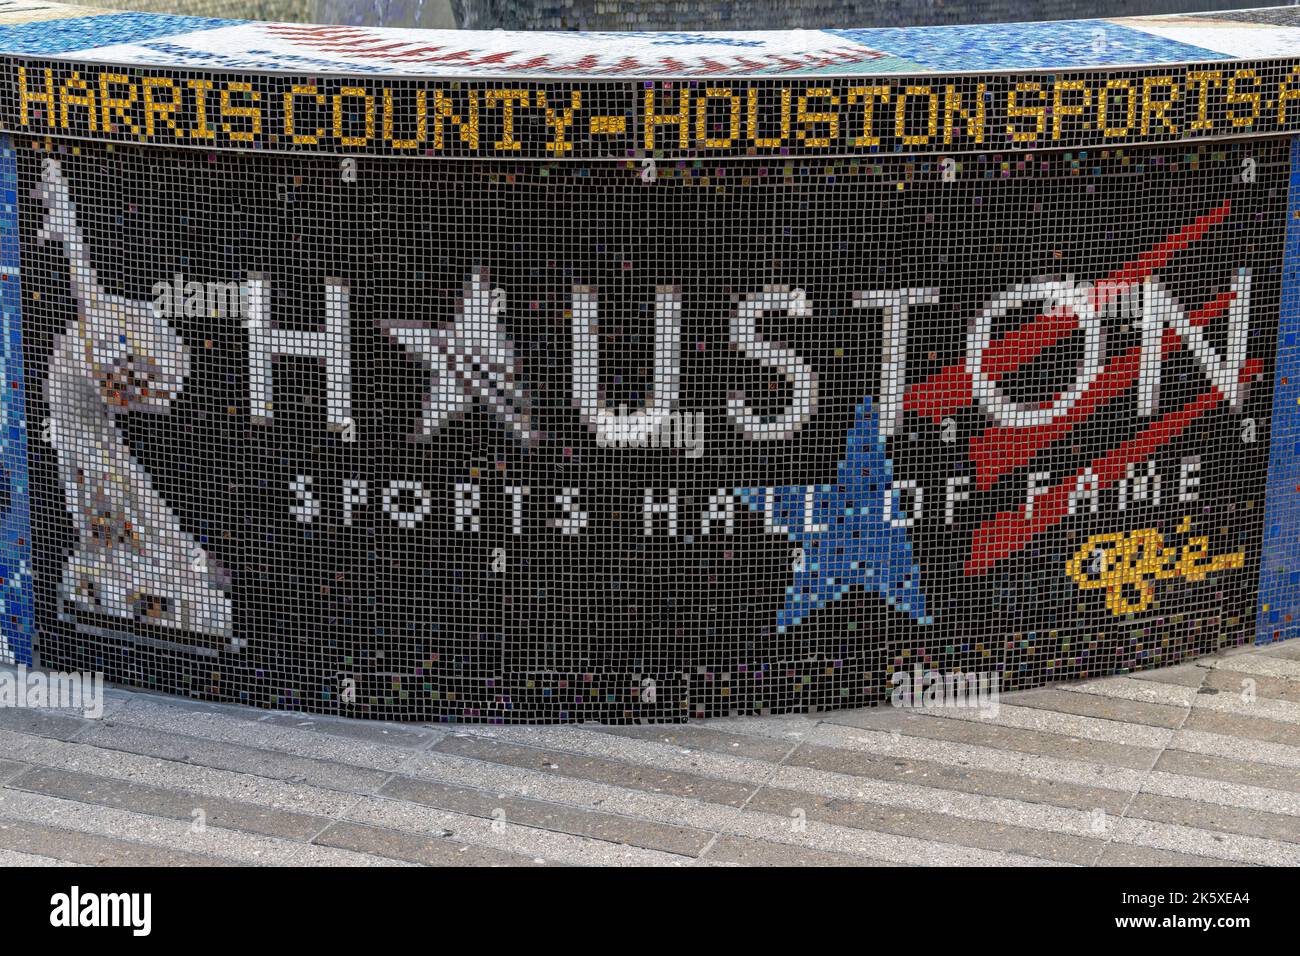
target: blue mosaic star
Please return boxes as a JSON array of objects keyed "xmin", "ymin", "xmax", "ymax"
[{"xmin": 737, "ymin": 396, "xmax": 930, "ymax": 632}]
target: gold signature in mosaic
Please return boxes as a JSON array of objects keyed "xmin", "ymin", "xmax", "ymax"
[{"xmin": 1065, "ymin": 516, "xmax": 1244, "ymax": 616}]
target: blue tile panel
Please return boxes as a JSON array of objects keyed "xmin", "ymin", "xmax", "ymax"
[
  {"xmin": 0, "ymin": 133, "xmax": 32, "ymax": 665},
  {"xmin": 0, "ymin": 13, "xmax": 239, "ymax": 55},
  {"xmin": 1258, "ymin": 134, "xmax": 1300, "ymax": 645},
  {"xmin": 828, "ymin": 21, "xmax": 1232, "ymax": 71}
]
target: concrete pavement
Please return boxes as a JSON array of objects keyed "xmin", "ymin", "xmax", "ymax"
[{"xmin": 0, "ymin": 641, "xmax": 1297, "ymax": 866}]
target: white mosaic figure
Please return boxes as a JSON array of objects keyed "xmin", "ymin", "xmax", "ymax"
[{"xmin": 38, "ymin": 158, "xmax": 233, "ymax": 642}]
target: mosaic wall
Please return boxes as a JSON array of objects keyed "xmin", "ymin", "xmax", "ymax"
[
  {"xmin": 0, "ymin": 135, "xmax": 33, "ymax": 666},
  {"xmin": 452, "ymin": 0, "xmax": 1256, "ymax": 31},
  {"xmin": 73, "ymin": 1, "xmax": 1258, "ymax": 31},
  {"xmin": 0, "ymin": 2, "xmax": 1298, "ymax": 719},
  {"xmin": 92, "ymin": 1, "xmax": 457, "ymax": 29}
]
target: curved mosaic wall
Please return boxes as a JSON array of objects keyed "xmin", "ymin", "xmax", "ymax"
[
  {"xmin": 86, "ymin": 0, "xmax": 1263, "ymax": 31},
  {"xmin": 451, "ymin": 0, "xmax": 1256, "ymax": 30},
  {"xmin": 1, "ymin": 2, "xmax": 1299, "ymax": 721}
]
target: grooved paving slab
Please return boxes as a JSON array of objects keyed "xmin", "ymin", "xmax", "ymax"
[
  {"xmin": 744, "ymin": 786, "xmax": 1111, "ymax": 866},
  {"xmin": 312, "ymin": 821, "xmax": 547, "ymax": 867},
  {"xmin": 1201, "ymin": 667, "xmax": 1300, "ymax": 703},
  {"xmin": 77, "ymin": 722, "xmax": 394, "ymax": 793},
  {"xmin": 1125, "ymin": 792, "xmax": 1300, "ymax": 844},
  {"xmin": 379, "ymin": 775, "xmax": 714, "ymax": 857},
  {"xmin": 1155, "ymin": 748, "xmax": 1300, "ymax": 794},
  {"xmin": 8, "ymin": 766, "xmax": 328, "ymax": 841},
  {"xmin": 825, "ymin": 708, "xmax": 1162, "ymax": 770},
  {"xmin": 431, "ymin": 733, "xmax": 761, "ymax": 807},
  {"xmin": 999, "ymin": 688, "xmax": 1191, "ymax": 729},
  {"xmin": 700, "ymin": 833, "xmax": 900, "ymax": 867},
  {"xmin": 1182, "ymin": 709, "xmax": 1300, "ymax": 745},
  {"xmin": 784, "ymin": 742, "xmax": 1136, "ymax": 814},
  {"xmin": 0, "ymin": 819, "xmax": 234, "ymax": 866},
  {"xmin": 1093, "ymin": 843, "xmax": 1254, "ymax": 867}
]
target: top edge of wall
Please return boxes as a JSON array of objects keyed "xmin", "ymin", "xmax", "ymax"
[{"xmin": 1, "ymin": 1, "xmax": 1299, "ymax": 79}]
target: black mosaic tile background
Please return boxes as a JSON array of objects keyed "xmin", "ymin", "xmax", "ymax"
[{"xmin": 16, "ymin": 126, "xmax": 1286, "ymax": 720}]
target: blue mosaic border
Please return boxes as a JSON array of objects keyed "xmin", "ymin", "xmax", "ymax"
[
  {"xmin": 0, "ymin": 132, "xmax": 31, "ymax": 665},
  {"xmin": 1257, "ymin": 134, "xmax": 1300, "ymax": 645},
  {"xmin": 0, "ymin": 13, "xmax": 239, "ymax": 56},
  {"xmin": 0, "ymin": 10, "xmax": 1252, "ymax": 74},
  {"xmin": 828, "ymin": 21, "xmax": 1230, "ymax": 72}
]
